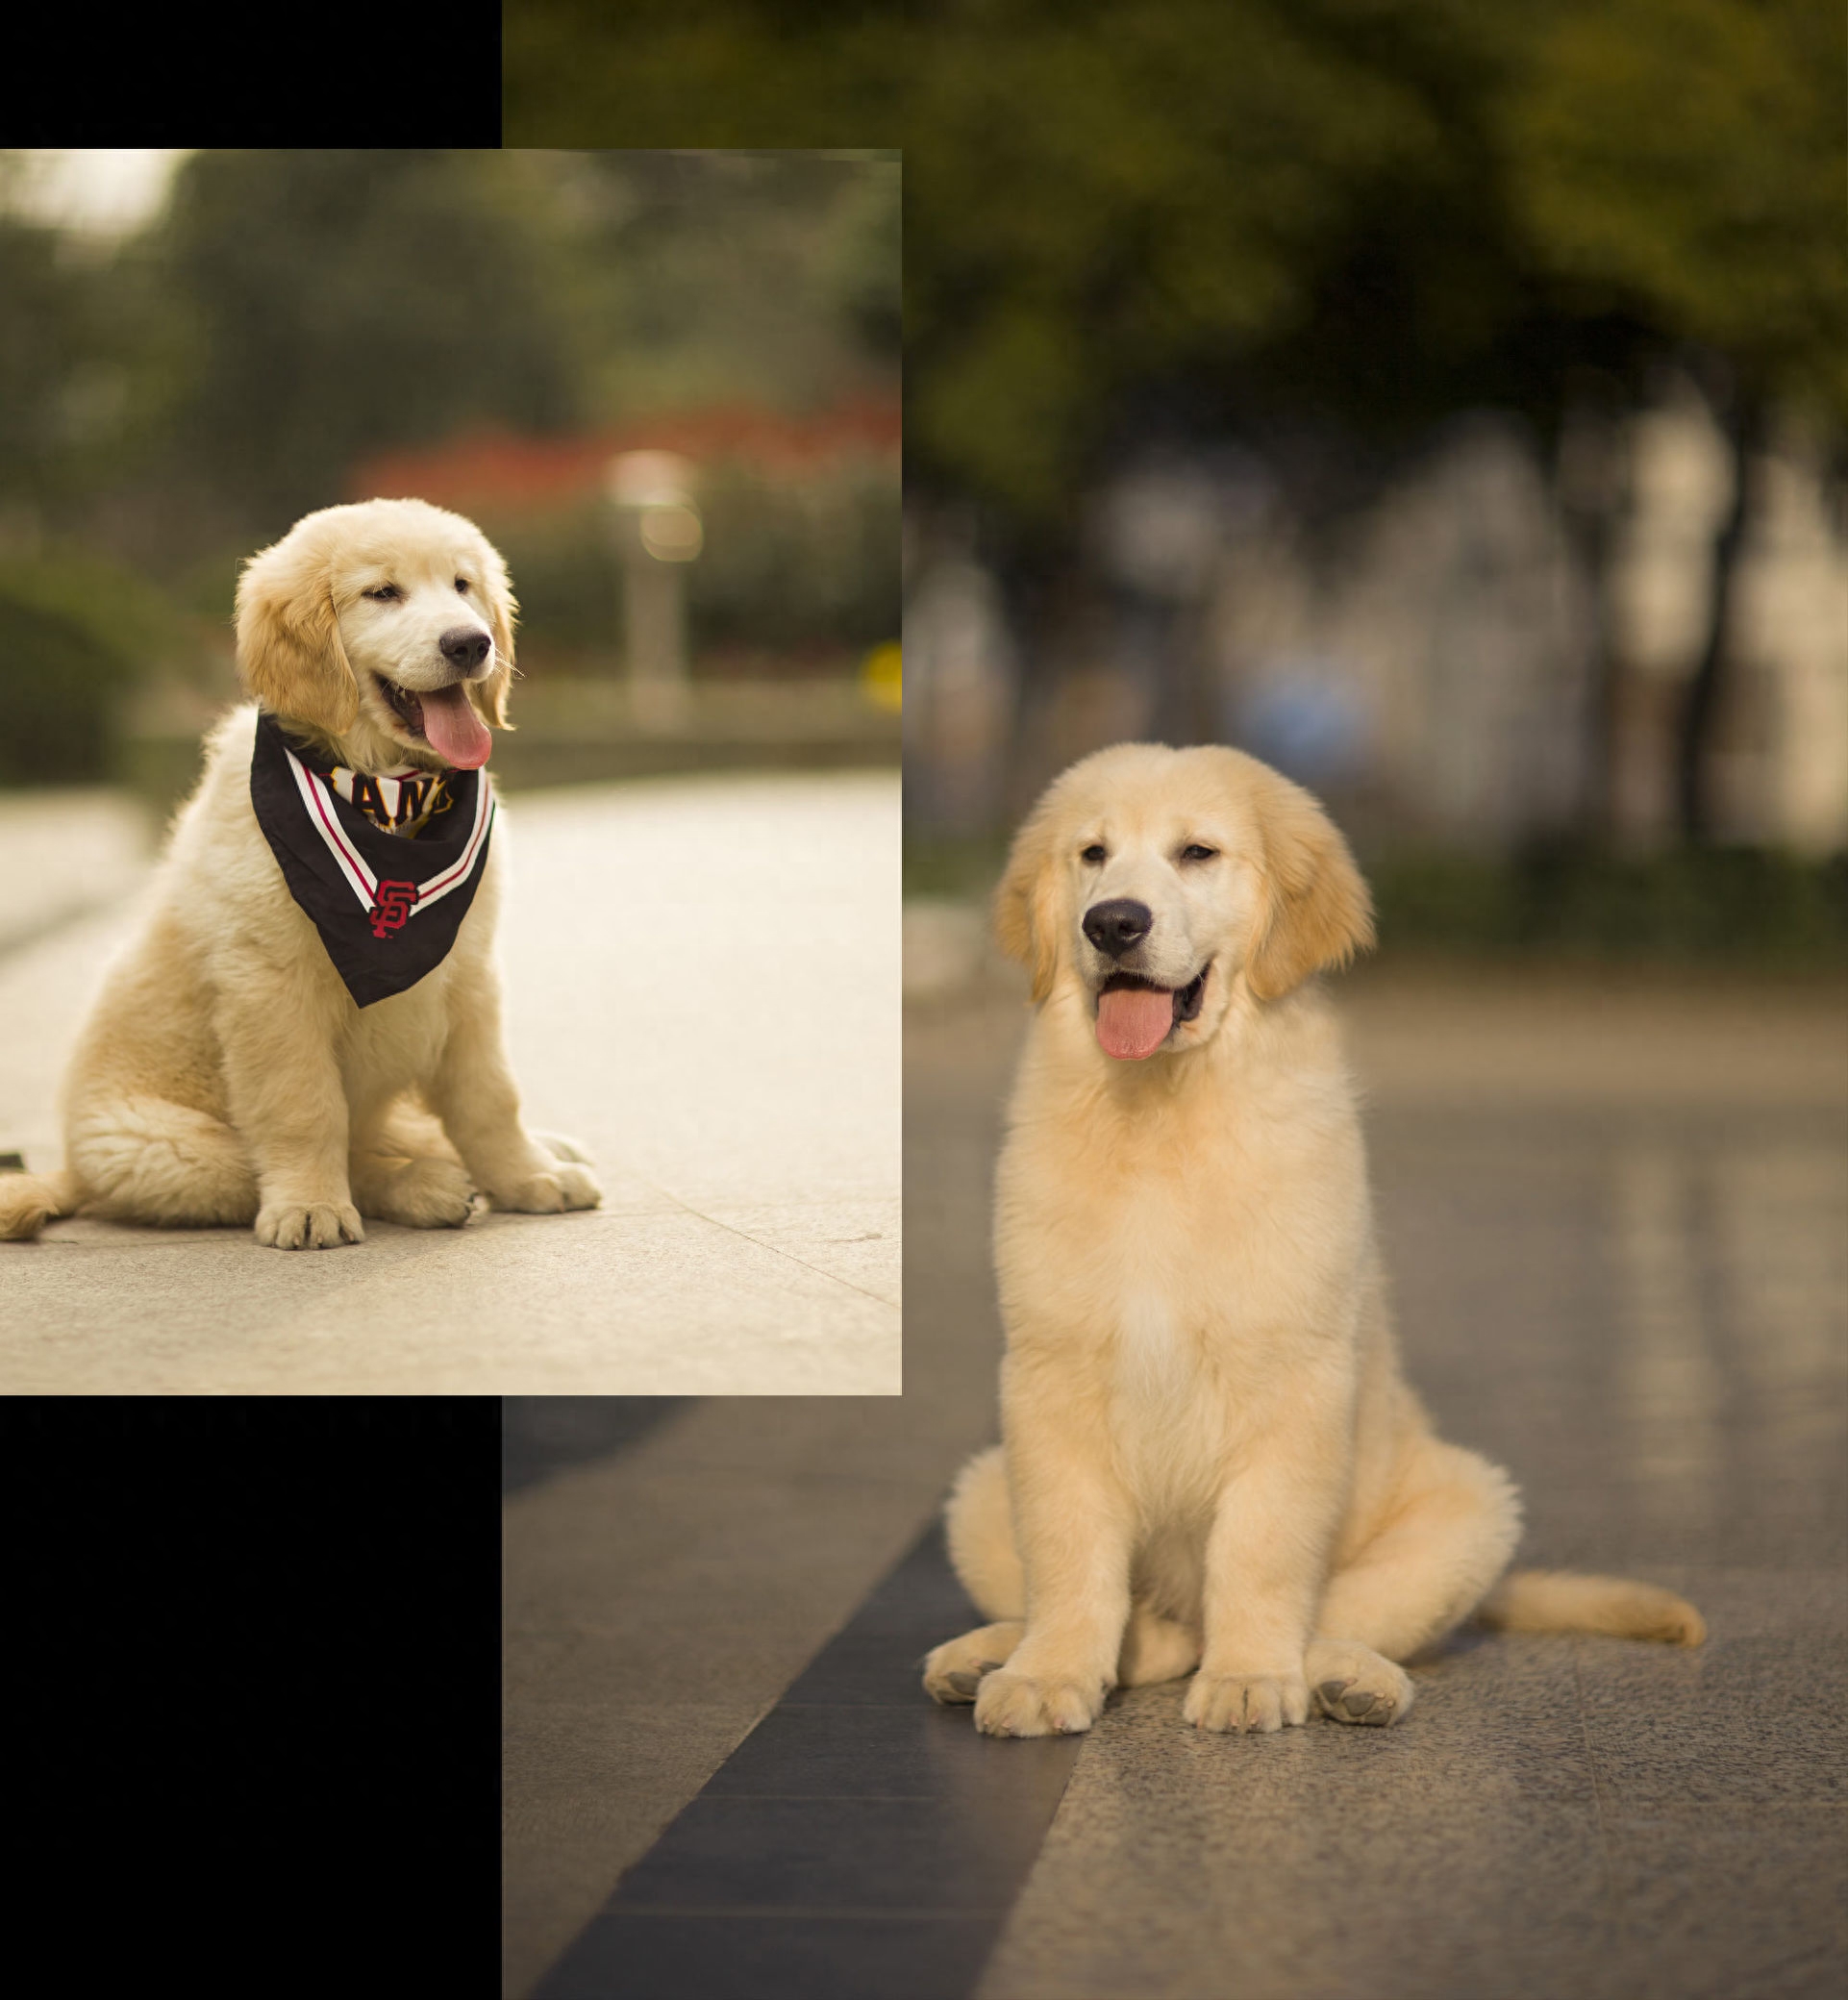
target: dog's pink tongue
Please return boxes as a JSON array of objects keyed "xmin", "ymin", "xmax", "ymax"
[
  {"xmin": 419, "ymin": 684, "xmax": 492, "ymax": 769},
  {"xmin": 1096, "ymin": 986, "xmax": 1173, "ymax": 1060}
]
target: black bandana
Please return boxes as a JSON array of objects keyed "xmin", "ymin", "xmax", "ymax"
[{"xmin": 248, "ymin": 709, "xmax": 496, "ymax": 1008}]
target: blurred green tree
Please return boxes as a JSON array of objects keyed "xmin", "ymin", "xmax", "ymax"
[
  {"xmin": 1503, "ymin": 0, "xmax": 1847, "ymax": 835},
  {"xmin": 899, "ymin": 0, "xmax": 1845, "ymax": 839},
  {"xmin": 0, "ymin": 159, "xmax": 178, "ymax": 526},
  {"xmin": 526, "ymin": 150, "xmax": 899, "ymax": 416},
  {"xmin": 506, "ymin": 4, "xmax": 907, "ymax": 145},
  {"xmin": 153, "ymin": 150, "xmax": 585, "ymax": 529}
]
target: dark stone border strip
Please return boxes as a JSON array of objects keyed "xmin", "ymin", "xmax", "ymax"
[{"xmin": 532, "ymin": 1518, "xmax": 1080, "ymax": 2000}]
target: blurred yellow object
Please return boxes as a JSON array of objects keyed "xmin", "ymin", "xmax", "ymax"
[{"xmin": 862, "ymin": 641, "xmax": 902, "ymax": 712}]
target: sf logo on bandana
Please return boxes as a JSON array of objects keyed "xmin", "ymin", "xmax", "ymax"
[{"xmin": 368, "ymin": 881, "xmax": 419, "ymax": 938}]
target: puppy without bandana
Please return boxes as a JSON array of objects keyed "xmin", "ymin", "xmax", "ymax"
[{"xmin": 926, "ymin": 742, "xmax": 1703, "ymax": 1736}]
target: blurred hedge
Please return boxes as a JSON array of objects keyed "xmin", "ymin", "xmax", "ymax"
[
  {"xmin": 0, "ymin": 553, "xmax": 189, "ymax": 784},
  {"xmin": 1371, "ymin": 845, "xmax": 1848, "ymax": 966},
  {"xmin": 903, "ymin": 836, "xmax": 1848, "ymax": 968}
]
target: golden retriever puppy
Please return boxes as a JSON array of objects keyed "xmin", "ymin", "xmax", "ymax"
[
  {"xmin": 0, "ymin": 497, "xmax": 600, "ymax": 1250},
  {"xmin": 924, "ymin": 742, "xmax": 1701, "ymax": 1736}
]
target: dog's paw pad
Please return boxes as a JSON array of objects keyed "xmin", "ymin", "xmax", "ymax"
[
  {"xmin": 1307, "ymin": 1640, "xmax": 1413, "ymax": 1727},
  {"xmin": 944, "ymin": 1671, "xmax": 982, "ymax": 1698}
]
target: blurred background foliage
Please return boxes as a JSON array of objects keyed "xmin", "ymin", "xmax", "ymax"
[
  {"xmin": 0, "ymin": 147, "xmax": 900, "ymax": 789},
  {"xmin": 520, "ymin": 0, "xmax": 1828, "ymax": 964},
  {"xmin": 900, "ymin": 0, "xmax": 1843, "ymax": 530}
]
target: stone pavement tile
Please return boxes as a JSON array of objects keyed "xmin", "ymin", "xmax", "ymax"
[
  {"xmin": 505, "ymin": 1695, "xmax": 762, "ymax": 1988},
  {"xmin": 0, "ymin": 899, "xmax": 144, "ymax": 1162},
  {"xmin": 1, "ymin": 1205, "xmax": 896, "ymax": 1394},
  {"xmin": 1605, "ymin": 1808, "xmax": 1848, "ymax": 2000},
  {"xmin": 507, "ymin": 1480, "xmax": 961, "ymax": 1666},
  {"xmin": 1342, "ymin": 965, "xmax": 1848, "ymax": 1112},
  {"xmin": 704, "ymin": 1694, "xmax": 1041, "ymax": 1801},
  {"xmin": 533, "ymin": 1524, "xmax": 1082, "ymax": 2000},
  {"xmin": 502, "ymin": 1396, "xmax": 691, "ymax": 1497},
  {"xmin": 698, "ymin": 1196, "xmax": 902, "ymax": 1308},
  {"xmin": 614, "ymin": 1793, "xmax": 1044, "ymax": 1912},
  {"xmin": 1514, "ymin": 1480, "xmax": 1848, "ymax": 1571},
  {"xmin": 0, "ymin": 788, "xmax": 153, "ymax": 956},
  {"xmin": 978, "ymin": 1678, "xmax": 1619, "ymax": 2000},
  {"xmin": 1573, "ymin": 1566, "xmax": 1848, "ymax": 1821},
  {"xmin": 2, "ymin": 773, "xmax": 900, "ymax": 1391},
  {"xmin": 504, "ymin": 1404, "xmax": 986, "ymax": 1999},
  {"xmin": 625, "ymin": 1396, "xmax": 993, "ymax": 1492},
  {"xmin": 506, "ymin": 1698, "xmax": 762, "ymax": 1810},
  {"xmin": 539, "ymin": 1912, "xmax": 999, "ymax": 2000},
  {"xmin": 496, "ymin": 775, "xmax": 898, "ymax": 1216},
  {"xmin": 505, "ymin": 1699, "xmax": 762, "ymax": 1984}
]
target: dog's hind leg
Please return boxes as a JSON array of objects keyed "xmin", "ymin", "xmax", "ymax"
[
  {"xmin": 924, "ymin": 1620, "xmax": 1024, "ymax": 1704},
  {"xmin": 924, "ymin": 1446, "xmax": 1029, "ymax": 1703},
  {"xmin": 66, "ymin": 1095, "xmax": 259, "ymax": 1227},
  {"xmin": 0, "ymin": 1166, "xmax": 77, "ymax": 1240},
  {"xmin": 943, "ymin": 1443, "xmax": 1025, "ymax": 1618},
  {"xmin": 1309, "ymin": 1440, "xmax": 1524, "ymax": 1726},
  {"xmin": 348, "ymin": 1098, "xmax": 474, "ymax": 1229}
]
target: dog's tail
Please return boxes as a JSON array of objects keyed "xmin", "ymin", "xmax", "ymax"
[
  {"xmin": 1479, "ymin": 1568, "xmax": 1706, "ymax": 1646},
  {"xmin": 0, "ymin": 1166, "xmax": 77, "ymax": 1242}
]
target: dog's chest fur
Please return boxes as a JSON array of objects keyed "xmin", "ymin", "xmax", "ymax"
[{"xmin": 997, "ymin": 999, "xmax": 1370, "ymax": 1518}]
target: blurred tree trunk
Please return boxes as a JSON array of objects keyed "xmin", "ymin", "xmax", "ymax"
[
  {"xmin": 1677, "ymin": 387, "xmax": 1765, "ymax": 841},
  {"xmin": 1557, "ymin": 391, "xmax": 1632, "ymax": 842}
]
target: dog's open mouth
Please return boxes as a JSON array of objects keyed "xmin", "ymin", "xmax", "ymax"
[
  {"xmin": 1094, "ymin": 964, "xmax": 1210, "ymax": 1061},
  {"xmin": 373, "ymin": 674, "xmax": 493, "ymax": 770}
]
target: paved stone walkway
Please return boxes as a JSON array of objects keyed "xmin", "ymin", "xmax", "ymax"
[
  {"xmin": 504, "ymin": 961, "xmax": 1846, "ymax": 1998},
  {"xmin": 0, "ymin": 775, "xmax": 899, "ymax": 1393}
]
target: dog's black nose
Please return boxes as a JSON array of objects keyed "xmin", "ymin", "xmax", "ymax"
[
  {"xmin": 440, "ymin": 626, "xmax": 492, "ymax": 672},
  {"xmin": 1083, "ymin": 898, "xmax": 1153, "ymax": 958}
]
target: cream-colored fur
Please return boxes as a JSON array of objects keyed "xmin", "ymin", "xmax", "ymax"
[
  {"xmin": 925, "ymin": 742, "xmax": 1702, "ymax": 1737},
  {"xmin": 0, "ymin": 498, "xmax": 600, "ymax": 1250}
]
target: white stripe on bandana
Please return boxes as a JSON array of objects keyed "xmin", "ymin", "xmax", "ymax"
[{"xmin": 281, "ymin": 743, "xmax": 493, "ymax": 919}]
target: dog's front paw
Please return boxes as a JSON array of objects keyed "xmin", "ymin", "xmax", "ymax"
[
  {"xmin": 491, "ymin": 1162, "xmax": 601, "ymax": 1214},
  {"xmin": 256, "ymin": 1200, "xmax": 363, "ymax": 1250},
  {"xmin": 1306, "ymin": 1638, "xmax": 1414, "ymax": 1727},
  {"xmin": 973, "ymin": 1666, "xmax": 1106, "ymax": 1738},
  {"xmin": 1185, "ymin": 1669, "xmax": 1309, "ymax": 1734}
]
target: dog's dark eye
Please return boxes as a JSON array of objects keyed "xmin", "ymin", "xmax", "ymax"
[
  {"xmin": 455, "ymin": 577, "xmax": 470, "ymax": 594},
  {"xmin": 1180, "ymin": 844, "xmax": 1218, "ymax": 862},
  {"xmin": 1081, "ymin": 843, "xmax": 1107, "ymax": 864},
  {"xmin": 363, "ymin": 585, "xmax": 401, "ymax": 602}
]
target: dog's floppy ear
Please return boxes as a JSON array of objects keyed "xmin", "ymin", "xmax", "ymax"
[
  {"xmin": 1245, "ymin": 765, "xmax": 1375, "ymax": 1000},
  {"xmin": 235, "ymin": 526, "xmax": 360, "ymax": 736},
  {"xmin": 468, "ymin": 535, "xmax": 518, "ymax": 732},
  {"xmin": 993, "ymin": 802, "xmax": 1064, "ymax": 1004}
]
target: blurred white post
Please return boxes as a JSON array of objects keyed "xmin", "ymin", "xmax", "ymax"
[{"xmin": 605, "ymin": 451, "xmax": 703, "ymax": 729}]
